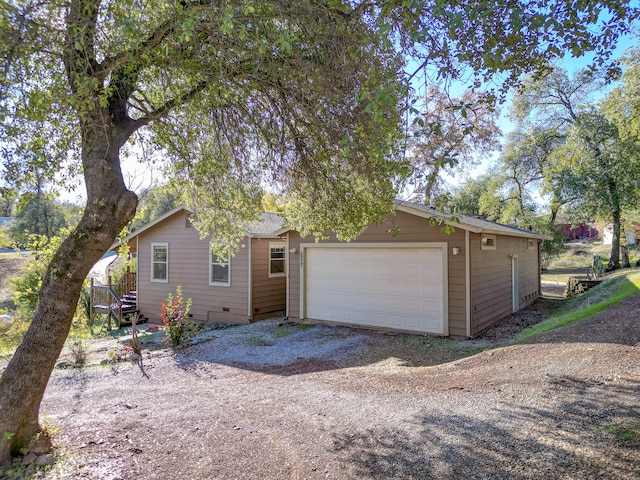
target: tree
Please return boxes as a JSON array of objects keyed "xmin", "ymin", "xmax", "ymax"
[
  {"xmin": 548, "ymin": 109, "xmax": 640, "ymax": 269},
  {"xmin": 9, "ymin": 194, "xmax": 68, "ymax": 247},
  {"xmin": 130, "ymin": 184, "xmax": 178, "ymax": 231},
  {"xmin": 0, "ymin": 0, "xmax": 636, "ymax": 462},
  {"xmin": 408, "ymin": 87, "xmax": 500, "ymax": 205},
  {"xmin": 511, "ymin": 66, "xmax": 640, "ymax": 270},
  {"xmin": 0, "ymin": 186, "xmax": 18, "ymax": 218}
]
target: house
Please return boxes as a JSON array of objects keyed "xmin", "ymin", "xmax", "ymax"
[
  {"xmin": 0, "ymin": 217, "xmax": 12, "ymax": 228},
  {"xmin": 114, "ymin": 207, "xmax": 287, "ymax": 325},
  {"xmin": 279, "ymin": 201, "xmax": 549, "ymax": 338},
  {"xmin": 602, "ymin": 224, "xmax": 637, "ymax": 246},
  {"xmin": 561, "ymin": 222, "xmax": 598, "ymax": 240},
  {"xmin": 112, "ymin": 201, "xmax": 548, "ymax": 337}
]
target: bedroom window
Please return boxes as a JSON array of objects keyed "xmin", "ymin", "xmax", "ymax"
[
  {"xmin": 269, "ymin": 242, "xmax": 286, "ymax": 278},
  {"xmin": 481, "ymin": 235, "xmax": 497, "ymax": 250},
  {"xmin": 210, "ymin": 244, "xmax": 230, "ymax": 286},
  {"xmin": 151, "ymin": 243, "xmax": 168, "ymax": 282}
]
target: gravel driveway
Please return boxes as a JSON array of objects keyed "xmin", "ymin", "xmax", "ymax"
[{"xmin": 23, "ymin": 296, "xmax": 640, "ymax": 479}]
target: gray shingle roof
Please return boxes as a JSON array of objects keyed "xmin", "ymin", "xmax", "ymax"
[
  {"xmin": 395, "ymin": 201, "xmax": 550, "ymax": 240},
  {"xmin": 247, "ymin": 212, "xmax": 285, "ymax": 236}
]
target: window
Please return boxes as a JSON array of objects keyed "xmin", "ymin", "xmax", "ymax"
[
  {"xmin": 481, "ymin": 235, "xmax": 496, "ymax": 250},
  {"xmin": 527, "ymin": 238, "xmax": 535, "ymax": 249},
  {"xmin": 269, "ymin": 242, "xmax": 286, "ymax": 278},
  {"xmin": 210, "ymin": 244, "xmax": 230, "ymax": 286},
  {"xmin": 151, "ymin": 243, "xmax": 168, "ymax": 282}
]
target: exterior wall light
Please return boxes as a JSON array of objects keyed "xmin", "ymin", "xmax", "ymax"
[{"xmin": 452, "ymin": 247, "xmax": 460, "ymax": 255}]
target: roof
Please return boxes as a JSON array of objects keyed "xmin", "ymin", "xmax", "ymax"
[
  {"xmin": 273, "ymin": 201, "xmax": 551, "ymax": 240},
  {"xmin": 248, "ymin": 212, "xmax": 286, "ymax": 236},
  {"xmin": 112, "ymin": 207, "xmax": 285, "ymax": 250},
  {"xmin": 0, "ymin": 217, "xmax": 12, "ymax": 228},
  {"xmin": 394, "ymin": 201, "xmax": 551, "ymax": 240}
]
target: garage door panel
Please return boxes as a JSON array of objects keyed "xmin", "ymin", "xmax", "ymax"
[{"xmin": 305, "ymin": 246, "xmax": 446, "ymax": 334}]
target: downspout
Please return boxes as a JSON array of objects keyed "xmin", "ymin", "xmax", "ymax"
[
  {"xmin": 135, "ymin": 235, "xmax": 139, "ymax": 309},
  {"xmin": 465, "ymin": 230, "xmax": 471, "ymax": 338},
  {"xmin": 247, "ymin": 236, "xmax": 252, "ymax": 322},
  {"xmin": 285, "ymin": 233, "xmax": 290, "ymax": 319}
]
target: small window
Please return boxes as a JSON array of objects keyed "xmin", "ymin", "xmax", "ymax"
[
  {"xmin": 527, "ymin": 238, "xmax": 535, "ymax": 249},
  {"xmin": 151, "ymin": 243, "xmax": 168, "ymax": 282},
  {"xmin": 269, "ymin": 242, "xmax": 286, "ymax": 278},
  {"xmin": 210, "ymin": 244, "xmax": 230, "ymax": 286},
  {"xmin": 481, "ymin": 235, "xmax": 496, "ymax": 250}
]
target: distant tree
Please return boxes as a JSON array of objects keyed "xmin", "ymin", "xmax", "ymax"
[
  {"xmin": 9, "ymin": 194, "xmax": 68, "ymax": 247},
  {"xmin": 408, "ymin": 88, "xmax": 500, "ymax": 205},
  {"xmin": 0, "ymin": 186, "xmax": 18, "ymax": 218},
  {"xmin": 449, "ymin": 174, "xmax": 496, "ymax": 217},
  {"xmin": 548, "ymin": 109, "xmax": 640, "ymax": 269},
  {"xmin": 0, "ymin": 226, "xmax": 11, "ymax": 249},
  {"xmin": 261, "ymin": 192, "xmax": 288, "ymax": 215},
  {"xmin": 130, "ymin": 185, "xmax": 178, "ymax": 230}
]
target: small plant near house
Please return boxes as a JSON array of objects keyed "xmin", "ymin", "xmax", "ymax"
[{"xmin": 158, "ymin": 286, "xmax": 194, "ymax": 347}]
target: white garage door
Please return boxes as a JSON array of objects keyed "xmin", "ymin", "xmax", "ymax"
[{"xmin": 303, "ymin": 245, "xmax": 447, "ymax": 334}]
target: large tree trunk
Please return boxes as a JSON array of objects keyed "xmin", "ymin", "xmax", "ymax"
[
  {"xmin": 606, "ymin": 207, "xmax": 621, "ymax": 272},
  {"xmin": 0, "ymin": 131, "xmax": 138, "ymax": 462}
]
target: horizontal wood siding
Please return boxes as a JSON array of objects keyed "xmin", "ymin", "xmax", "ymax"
[
  {"xmin": 470, "ymin": 234, "xmax": 541, "ymax": 335},
  {"xmin": 287, "ymin": 211, "xmax": 467, "ymax": 336},
  {"xmin": 251, "ymin": 238, "xmax": 286, "ymax": 320},
  {"xmin": 137, "ymin": 210, "xmax": 249, "ymax": 324}
]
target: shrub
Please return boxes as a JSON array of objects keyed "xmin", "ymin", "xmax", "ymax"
[
  {"xmin": 158, "ymin": 286, "xmax": 193, "ymax": 347},
  {"xmin": 68, "ymin": 336, "xmax": 88, "ymax": 367}
]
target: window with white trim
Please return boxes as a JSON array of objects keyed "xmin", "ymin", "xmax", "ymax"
[
  {"xmin": 269, "ymin": 242, "xmax": 286, "ymax": 278},
  {"xmin": 210, "ymin": 244, "xmax": 230, "ymax": 286},
  {"xmin": 151, "ymin": 243, "xmax": 168, "ymax": 282}
]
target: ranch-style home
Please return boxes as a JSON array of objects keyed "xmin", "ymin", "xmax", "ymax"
[
  {"xmin": 112, "ymin": 201, "xmax": 549, "ymax": 337},
  {"xmin": 113, "ymin": 207, "xmax": 288, "ymax": 325}
]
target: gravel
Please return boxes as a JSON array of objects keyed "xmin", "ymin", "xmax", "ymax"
[{"xmin": 3, "ymin": 295, "xmax": 639, "ymax": 479}]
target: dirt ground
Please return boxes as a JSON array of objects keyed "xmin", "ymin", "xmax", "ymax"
[{"xmin": 1, "ymin": 289, "xmax": 633, "ymax": 480}]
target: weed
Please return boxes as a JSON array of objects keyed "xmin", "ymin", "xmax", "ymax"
[
  {"xmin": 245, "ymin": 336, "xmax": 272, "ymax": 346},
  {"xmin": 605, "ymin": 422, "xmax": 640, "ymax": 447},
  {"xmin": 67, "ymin": 337, "xmax": 87, "ymax": 367}
]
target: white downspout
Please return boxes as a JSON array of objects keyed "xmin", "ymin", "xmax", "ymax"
[
  {"xmin": 285, "ymin": 233, "xmax": 290, "ymax": 318},
  {"xmin": 465, "ymin": 230, "xmax": 471, "ymax": 338},
  {"xmin": 247, "ymin": 237, "xmax": 252, "ymax": 321}
]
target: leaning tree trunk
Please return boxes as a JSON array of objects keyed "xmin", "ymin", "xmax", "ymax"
[{"xmin": 0, "ymin": 131, "xmax": 137, "ymax": 461}]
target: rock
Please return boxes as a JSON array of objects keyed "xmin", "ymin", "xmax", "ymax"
[
  {"xmin": 100, "ymin": 358, "xmax": 113, "ymax": 365},
  {"xmin": 35, "ymin": 454, "xmax": 55, "ymax": 467},
  {"xmin": 22, "ymin": 452, "xmax": 38, "ymax": 465},
  {"xmin": 127, "ymin": 353, "xmax": 140, "ymax": 362},
  {"xmin": 56, "ymin": 361, "xmax": 73, "ymax": 369}
]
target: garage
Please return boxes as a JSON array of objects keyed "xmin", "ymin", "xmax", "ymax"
[{"xmin": 302, "ymin": 243, "xmax": 448, "ymax": 334}]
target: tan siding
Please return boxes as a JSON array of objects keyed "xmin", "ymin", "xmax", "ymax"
[
  {"xmin": 470, "ymin": 234, "xmax": 541, "ymax": 335},
  {"xmin": 137, "ymin": 210, "xmax": 249, "ymax": 324},
  {"xmin": 251, "ymin": 238, "xmax": 286, "ymax": 320},
  {"xmin": 287, "ymin": 211, "xmax": 467, "ymax": 336}
]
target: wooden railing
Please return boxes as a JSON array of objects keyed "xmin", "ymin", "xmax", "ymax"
[
  {"xmin": 113, "ymin": 268, "xmax": 137, "ymax": 298},
  {"xmin": 90, "ymin": 284, "xmax": 124, "ymax": 329},
  {"xmin": 90, "ymin": 268, "xmax": 137, "ymax": 329}
]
